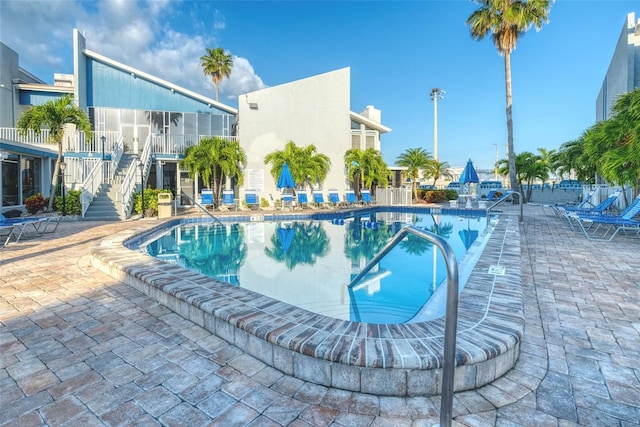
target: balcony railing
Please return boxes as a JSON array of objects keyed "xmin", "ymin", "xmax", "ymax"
[{"xmin": 151, "ymin": 134, "xmax": 237, "ymax": 156}]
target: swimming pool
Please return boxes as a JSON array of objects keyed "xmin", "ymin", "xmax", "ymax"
[
  {"xmin": 91, "ymin": 206, "xmax": 524, "ymax": 396},
  {"xmin": 143, "ymin": 211, "xmax": 489, "ymax": 324}
]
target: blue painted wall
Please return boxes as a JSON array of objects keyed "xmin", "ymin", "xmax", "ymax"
[
  {"xmin": 19, "ymin": 91, "xmax": 66, "ymax": 106},
  {"xmin": 86, "ymin": 58, "xmax": 230, "ymax": 115}
]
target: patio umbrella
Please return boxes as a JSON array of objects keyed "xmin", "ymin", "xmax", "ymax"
[
  {"xmin": 277, "ymin": 226, "xmax": 295, "ymax": 254},
  {"xmin": 459, "ymin": 159, "xmax": 479, "ymax": 184},
  {"xmin": 458, "ymin": 229, "xmax": 479, "ymax": 250},
  {"xmin": 458, "ymin": 217, "xmax": 478, "ymax": 250},
  {"xmin": 277, "ymin": 163, "xmax": 296, "ymax": 190}
]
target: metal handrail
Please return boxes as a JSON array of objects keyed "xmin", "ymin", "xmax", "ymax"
[
  {"xmin": 486, "ymin": 190, "xmax": 523, "ymax": 222},
  {"xmin": 348, "ymin": 225, "xmax": 459, "ymax": 427},
  {"xmin": 179, "ymin": 191, "xmax": 224, "ymax": 226}
]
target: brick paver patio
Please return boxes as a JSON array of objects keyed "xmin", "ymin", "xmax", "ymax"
[{"xmin": 1, "ymin": 205, "xmax": 638, "ymax": 426}]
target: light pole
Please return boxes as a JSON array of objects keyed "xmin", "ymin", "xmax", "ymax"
[
  {"xmin": 59, "ymin": 161, "xmax": 66, "ymax": 216},
  {"xmin": 138, "ymin": 160, "xmax": 145, "ymax": 219},
  {"xmin": 430, "ymin": 88, "xmax": 445, "ymax": 161}
]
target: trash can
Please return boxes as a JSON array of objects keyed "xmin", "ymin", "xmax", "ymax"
[{"xmin": 158, "ymin": 192, "xmax": 173, "ymax": 219}]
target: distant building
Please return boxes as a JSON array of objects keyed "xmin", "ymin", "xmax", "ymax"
[
  {"xmin": 596, "ymin": 12, "xmax": 640, "ymax": 121},
  {"xmin": 0, "ymin": 30, "xmax": 390, "ymax": 217}
]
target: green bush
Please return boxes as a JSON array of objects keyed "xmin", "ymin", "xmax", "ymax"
[
  {"xmin": 133, "ymin": 188, "xmax": 167, "ymax": 217},
  {"xmin": 55, "ymin": 190, "xmax": 82, "ymax": 216},
  {"xmin": 260, "ymin": 197, "xmax": 270, "ymax": 208},
  {"xmin": 444, "ymin": 189, "xmax": 459, "ymax": 200},
  {"xmin": 25, "ymin": 193, "xmax": 48, "ymax": 215},
  {"xmin": 423, "ymin": 190, "xmax": 448, "ymax": 203}
]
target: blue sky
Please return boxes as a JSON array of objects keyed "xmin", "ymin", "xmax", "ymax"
[{"xmin": 0, "ymin": 1, "xmax": 638, "ymax": 171}]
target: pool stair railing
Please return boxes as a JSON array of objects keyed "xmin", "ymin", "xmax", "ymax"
[
  {"xmin": 179, "ymin": 191, "xmax": 224, "ymax": 226},
  {"xmin": 486, "ymin": 190, "xmax": 523, "ymax": 223},
  {"xmin": 347, "ymin": 225, "xmax": 459, "ymax": 427}
]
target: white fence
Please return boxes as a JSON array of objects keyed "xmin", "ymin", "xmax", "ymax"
[{"xmin": 375, "ymin": 186, "xmax": 413, "ymax": 205}]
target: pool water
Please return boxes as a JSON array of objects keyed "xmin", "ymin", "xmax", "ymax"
[{"xmin": 143, "ymin": 211, "xmax": 488, "ymax": 324}]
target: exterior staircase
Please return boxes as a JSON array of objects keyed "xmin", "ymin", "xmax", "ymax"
[{"xmin": 82, "ymin": 154, "xmax": 137, "ymax": 221}]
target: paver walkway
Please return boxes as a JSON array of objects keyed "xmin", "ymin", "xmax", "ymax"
[{"xmin": 1, "ymin": 206, "xmax": 639, "ymax": 426}]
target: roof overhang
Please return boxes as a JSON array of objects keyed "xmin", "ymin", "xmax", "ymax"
[
  {"xmin": 350, "ymin": 111, "xmax": 391, "ymax": 134},
  {"xmin": 84, "ymin": 48, "xmax": 238, "ymax": 115},
  {"xmin": 14, "ymin": 84, "xmax": 74, "ymax": 94},
  {"xmin": 0, "ymin": 141, "xmax": 57, "ymax": 159}
]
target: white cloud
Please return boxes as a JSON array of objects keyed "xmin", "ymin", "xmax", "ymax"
[
  {"xmin": 1, "ymin": 0, "xmax": 267, "ymax": 104},
  {"xmin": 221, "ymin": 56, "xmax": 267, "ymax": 101}
]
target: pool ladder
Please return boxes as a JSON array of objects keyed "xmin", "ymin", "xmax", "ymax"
[{"xmin": 348, "ymin": 225, "xmax": 459, "ymax": 427}]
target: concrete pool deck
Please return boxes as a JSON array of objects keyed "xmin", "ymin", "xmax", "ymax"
[{"xmin": 1, "ymin": 205, "xmax": 639, "ymax": 426}]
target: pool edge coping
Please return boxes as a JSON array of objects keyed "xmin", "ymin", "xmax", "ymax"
[{"xmin": 90, "ymin": 208, "xmax": 524, "ymax": 396}]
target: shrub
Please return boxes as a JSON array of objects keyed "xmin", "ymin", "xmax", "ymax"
[
  {"xmin": 25, "ymin": 193, "xmax": 48, "ymax": 215},
  {"xmin": 423, "ymin": 190, "xmax": 448, "ymax": 203},
  {"xmin": 54, "ymin": 190, "xmax": 82, "ymax": 216},
  {"xmin": 133, "ymin": 188, "xmax": 165, "ymax": 216},
  {"xmin": 260, "ymin": 197, "xmax": 270, "ymax": 208},
  {"xmin": 443, "ymin": 189, "xmax": 459, "ymax": 200}
]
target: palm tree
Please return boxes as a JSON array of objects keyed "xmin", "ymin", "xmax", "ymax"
[
  {"xmin": 426, "ymin": 160, "xmax": 453, "ymax": 188},
  {"xmin": 264, "ymin": 141, "xmax": 331, "ymax": 192},
  {"xmin": 344, "ymin": 148, "xmax": 389, "ymax": 200},
  {"xmin": 395, "ymin": 148, "xmax": 433, "ymax": 200},
  {"xmin": 497, "ymin": 151, "xmax": 546, "ymax": 201},
  {"xmin": 200, "ymin": 47, "xmax": 233, "ymax": 101},
  {"xmin": 180, "ymin": 136, "xmax": 246, "ymax": 206},
  {"xmin": 467, "ymin": 0, "xmax": 552, "ymax": 193},
  {"xmin": 16, "ymin": 94, "xmax": 92, "ymax": 210}
]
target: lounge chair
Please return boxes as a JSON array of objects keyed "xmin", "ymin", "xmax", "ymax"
[
  {"xmin": 297, "ymin": 191, "xmax": 311, "ymax": 209},
  {"xmin": 1, "ymin": 220, "xmax": 44, "ymax": 246},
  {"xmin": 361, "ymin": 189, "xmax": 374, "ymax": 205},
  {"xmin": 220, "ymin": 190, "xmax": 236, "ymax": 211},
  {"xmin": 244, "ymin": 189, "xmax": 260, "ymax": 210},
  {"xmin": 282, "ymin": 193, "xmax": 294, "ymax": 211},
  {"xmin": 345, "ymin": 189, "xmax": 358, "ymax": 206},
  {"xmin": 201, "ymin": 189, "xmax": 214, "ymax": 207},
  {"xmin": 555, "ymin": 190, "xmax": 621, "ymax": 217},
  {"xmin": 328, "ymin": 189, "xmax": 342, "ymax": 208},
  {"xmin": 312, "ymin": 190, "xmax": 328, "ymax": 208},
  {"xmin": 564, "ymin": 194, "xmax": 640, "ymax": 241}
]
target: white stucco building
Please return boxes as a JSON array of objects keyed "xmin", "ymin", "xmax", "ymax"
[
  {"xmin": 596, "ymin": 12, "xmax": 640, "ymax": 121},
  {"xmin": 238, "ymin": 67, "xmax": 390, "ymax": 199}
]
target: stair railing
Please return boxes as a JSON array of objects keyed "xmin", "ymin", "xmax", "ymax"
[
  {"xmin": 119, "ymin": 134, "xmax": 153, "ymax": 218},
  {"xmin": 486, "ymin": 190, "xmax": 523, "ymax": 222},
  {"xmin": 80, "ymin": 161, "xmax": 104, "ymax": 217},
  {"xmin": 348, "ymin": 225, "xmax": 459, "ymax": 427},
  {"xmin": 108, "ymin": 133, "xmax": 124, "ymax": 183}
]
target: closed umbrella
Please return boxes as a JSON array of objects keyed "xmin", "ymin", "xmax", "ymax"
[
  {"xmin": 460, "ymin": 159, "xmax": 479, "ymax": 184},
  {"xmin": 460, "ymin": 159, "xmax": 479, "ymax": 197},
  {"xmin": 277, "ymin": 226, "xmax": 295, "ymax": 254},
  {"xmin": 277, "ymin": 163, "xmax": 295, "ymax": 189}
]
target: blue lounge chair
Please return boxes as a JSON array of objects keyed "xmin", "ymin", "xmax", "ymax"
[
  {"xmin": 345, "ymin": 189, "xmax": 358, "ymax": 206},
  {"xmin": 221, "ymin": 190, "xmax": 236, "ymax": 211},
  {"xmin": 282, "ymin": 193, "xmax": 294, "ymax": 211},
  {"xmin": 564, "ymin": 194, "xmax": 640, "ymax": 241},
  {"xmin": 1, "ymin": 220, "xmax": 43, "ymax": 246},
  {"xmin": 0, "ymin": 212, "xmax": 60, "ymax": 243},
  {"xmin": 361, "ymin": 189, "xmax": 374, "ymax": 205},
  {"xmin": 244, "ymin": 189, "xmax": 259, "ymax": 210},
  {"xmin": 328, "ymin": 189, "xmax": 341, "ymax": 208},
  {"xmin": 297, "ymin": 191, "xmax": 310, "ymax": 209},
  {"xmin": 556, "ymin": 190, "xmax": 621, "ymax": 217},
  {"xmin": 312, "ymin": 190, "xmax": 327, "ymax": 208},
  {"xmin": 201, "ymin": 189, "xmax": 214, "ymax": 206}
]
